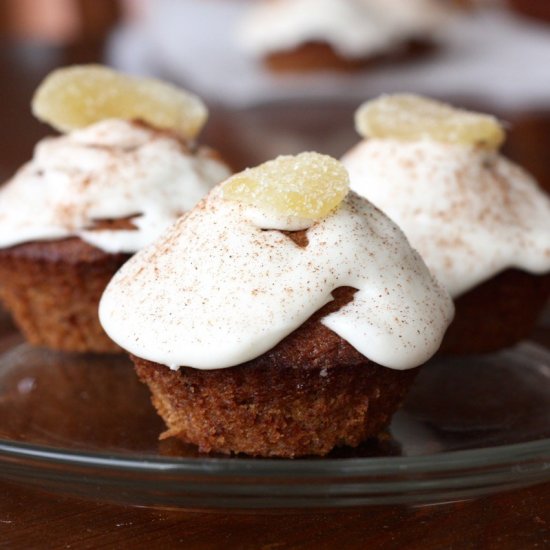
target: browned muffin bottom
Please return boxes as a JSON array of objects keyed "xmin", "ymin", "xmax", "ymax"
[
  {"xmin": 264, "ymin": 40, "xmax": 434, "ymax": 73},
  {"xmin": 0, "ymin": 237, "xmax": 130, "ymax": 352},
  {"xmin": 132, "ymin": 287, "xmax": 418, "ymax": 458},
  {"xmin": 440, "ymin": 269, "xmax": 550, "ymax": 355},
  {"xmin": 504, "ymin": 114, "xmax": 550, "ymax": 193}
]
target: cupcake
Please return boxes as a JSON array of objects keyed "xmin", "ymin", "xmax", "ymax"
[
  {"xmin": 237, "ymin": 0, "xmax": 456, "ymax": 73},
  {"xmin": 342, "ymin": 94, "xmax": 550, "ymax": 354},
  {"xmin": 100, "ymin": 152, "xmax": 454, "ymax": 457},
  {"xmin": 0, "ymin": 65, "xmax": 231, "ymax": 353}
]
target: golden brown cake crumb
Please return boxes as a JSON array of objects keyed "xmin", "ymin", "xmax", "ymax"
[
  {"xmin": 441, "ymin": 269, "xmax": 550, "ymax": 355},
  {"xmin": 0, "ymin": 238, "xmax": 129, "ymax": 352},
  {"xmin": 132, "ymin": 288, "xmax": 418, "ymax": 457}
]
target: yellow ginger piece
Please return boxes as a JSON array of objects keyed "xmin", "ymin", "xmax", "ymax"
[
  {"xmin": 355, "ymin": 94, "xmax": 505, "ymax": 149},
  {"xmin": 32, "ymin": 65, "xmax": 208, "ymax": 139},
  {"xmin": 222, "ymin": 152, "xmax": 349, "ymax": 219}
]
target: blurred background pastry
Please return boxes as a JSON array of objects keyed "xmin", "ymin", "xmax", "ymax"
[
  {"xmin": 237, "ymin": 0, "xmax": 456, "ymax": 73},
  {"xmin": 104, "ymin": 0, "xmax": 550, "ymax": 110}
]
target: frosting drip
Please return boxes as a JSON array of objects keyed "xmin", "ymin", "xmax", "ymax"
[
  {"xmin": 238, "ymin": 0, "xmax": 454, "ymax": 59},
  {"xmin": 0, "ymin": 119, "xmax": 231, "ymax": 254},
  {"xmin": 342, "ymin": 139, "xmax": 550, "ymax": 297},
  {"xmin": 100, "ymin": 191, "xmax": 454, "ymax": 371}
]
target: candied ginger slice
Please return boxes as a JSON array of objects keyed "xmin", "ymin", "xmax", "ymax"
[
  {"xmin": 355, "ymin": 94, "xmax": 505, "ymax": 149},
  {"xmin": 31, "ymin": 65, "xmax": 208, "ymax": 139},
  {"xmin": 222, "ymin": 152, "xmax": 349, "ymax": 219}
]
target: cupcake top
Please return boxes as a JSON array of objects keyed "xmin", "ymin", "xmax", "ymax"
[
  {"xmin": 238, "ymin": 0, "xmax": 454, "ymax": 60},
  {"xmin": 0, "ymin": 65, "xmax": 231, "ymax": 254},
  {"xmin": 100, "ymin": 153, "xmax": 454, "ymax": 371},
  {"xmin": 342, "ymin": 94, "xmax": 550, "ymax": 297}
]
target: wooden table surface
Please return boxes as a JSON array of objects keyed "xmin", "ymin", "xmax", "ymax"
[
  {"xmin": 0, "ymin": 37, "xmax": 549, "ymax": 549},
  {"xmin": 0, "ymin": 479, "xmax": 548, "ymax": 550}
]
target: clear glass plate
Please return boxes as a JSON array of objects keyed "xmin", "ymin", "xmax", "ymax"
[{"xmin": 0, "ymin": 323, "xmax": 549, "ymax": 510}]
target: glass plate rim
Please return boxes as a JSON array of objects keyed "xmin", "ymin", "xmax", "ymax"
[
  {"xmin": 1, "ymin": 437, "xmax": 549, "ymax": 477},
  {"xmin": 1, "ymin": 323, "xmax": 549, "ymax": 507},
  {"xmin": 1, "ymin": 340, "xmax": 549, "ymax": 479}
]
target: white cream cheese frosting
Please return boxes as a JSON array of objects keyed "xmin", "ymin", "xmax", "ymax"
[
  {"xmin": 0, "ymin": 119, "xmax": 231, "ymax": 254},
  {"xmin": 237, "ymin": 0, "xmax": 454, "ymax": 59},
  {"xmin": 342, "ymin": 139, "xmax": 550, "ymax": 297},
  {"xmin": 99, "ymin": 188, "xmax": 454, "ymax": 371}
]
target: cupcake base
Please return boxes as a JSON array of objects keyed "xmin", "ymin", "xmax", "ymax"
[
  {"xmin": 440, "ymin": 269, "xmax": 550, "ymax": 355},
  {"xmin": 132, "ymin": 287, "xmax": 418, "ymax": 457},
  {"xmin": 264, "ymin": 40, "xmax": 434, "ymax": 73},
  {"xmin": 0, "ymin": 238, "xmax": 129, "ymax": 353}
]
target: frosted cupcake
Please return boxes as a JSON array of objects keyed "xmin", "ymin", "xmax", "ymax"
[
  {"xmin": 342, "ymin": 94, "xmax": 550, "ymax": 354},
  {"xmin": 237, "ymin": 0, "xmax": 455, "ymax": 72},
  {"xmin": 100, "ymin": 152, "xmax": 454, "ymax": 457},
  {"xmin": 0, "ymin": 65, "xmax": 231, "ymax": 352}
]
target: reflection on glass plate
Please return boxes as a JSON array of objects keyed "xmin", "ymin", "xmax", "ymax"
[{"xmin": 0, "ymin": 331, "xmax": 548, "ymax": 509}]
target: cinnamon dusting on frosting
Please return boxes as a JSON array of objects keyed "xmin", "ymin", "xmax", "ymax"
[
  {"xmin": 100, "ymin": 185, "xmax": 454, "ymax": 371},
  {"xmin": 0, "ymin": 119, "xmax": 231, "ymax": 254},
  {"xmin": 342, "ymin": 139, "xmax": 550, "ymax": 297}
]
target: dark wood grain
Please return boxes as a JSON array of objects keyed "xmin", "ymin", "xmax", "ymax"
[{"xmin": 0, "ymin": 480, "xmax": 548, "ymax": 549}]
